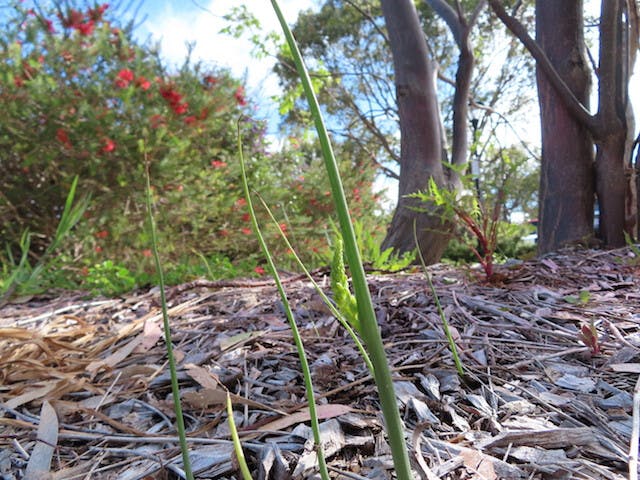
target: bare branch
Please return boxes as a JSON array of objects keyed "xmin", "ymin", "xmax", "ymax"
[
  {"xmin": 425, "ymin": 0, "xmax": 463, "ymax": 47},
  {"xmin": 341, "ymin": 88, "xmax": 401, "ymax": 164},
  {"xmin": 329, "ymin": 127, "xmax": 400, "ymax": 180},
  {"xmin": 344, "ymin": 0, "xmax": 389, "ymax": 44},
  {"xmin": 469, "ymin": 0, "xmax": 488, "ymax": 29},
  {"xmin": 487, "ymin": 0, "xmax": 596, "ymax": 132}
]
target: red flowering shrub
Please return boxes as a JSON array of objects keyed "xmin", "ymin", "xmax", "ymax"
[
  {"xmin": 0, "ymin": 1, "xmax": 262, "ymax": 264},
  {"xmin": 0, "ymin": 0, "xmax": 382, "ymax": 286},
  {"xmin": 115, "ymin": 69, "xmax": 134, "ymax": 88}
]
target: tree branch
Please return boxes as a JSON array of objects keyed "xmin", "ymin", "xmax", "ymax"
[
  {"xmin": 487, "ymin": 0, "xmax": 596, "ymax": 132},
  {"xmin": 341, "ymin": 88, "xmax": 401, "ymax": 164},
  {"xmin": 597, "ymin": 0, "xmax": 625, "ymax": 131},
  {"xmin": 469, "ymin": 0, "xmax": 487, "ymax": 29},
  {"xmin": 344, "ymin": 0, "xmax": 389, "ymax": 44},
  {"xmin": 425, "ymin": 0, "xmax": 463, "ymax": 47}
]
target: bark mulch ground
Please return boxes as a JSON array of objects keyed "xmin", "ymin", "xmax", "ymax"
[{"xmin": 1, "ymin": 247, "xmax": 639, "ymax": 479}]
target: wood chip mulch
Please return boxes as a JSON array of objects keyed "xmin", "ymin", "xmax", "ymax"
[{"xmin": 1, "ymin": 247, "xmax": 639, "ymax": 479}]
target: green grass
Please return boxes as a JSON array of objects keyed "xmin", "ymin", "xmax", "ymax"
[{"xmin": 270, "ymin": 1, "xmax": 414, "ymax": 477}]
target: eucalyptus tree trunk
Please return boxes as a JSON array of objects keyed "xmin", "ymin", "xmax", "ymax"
[
  {"xmin": 595, "ymin": 0, "xmax": 636, "ymax": 245},
  {"xmin": 380, "ymin": 0, "xmax": 482, "ymax": 263},
  {"xmin": 490, "ymin": 0, "xmax": 639, "ymax": 250},
  {"xmin": 535, "ymin": 0, "xmax": 595, "ymax": 252}
]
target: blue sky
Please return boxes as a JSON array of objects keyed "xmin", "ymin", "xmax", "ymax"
[
  {"xmin": 133, "ymin": 0, "xmax": 315, "ymax": 140},
  {"xmin": 135, "ymin": 1, "xmax": 639, "ymax": 141},
  {"xmin": 132, "ymin": 0, "xmax": 639, "ymax": 214}
]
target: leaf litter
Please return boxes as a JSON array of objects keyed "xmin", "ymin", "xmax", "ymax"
[{"xmin": 1, "ymin": 246, "xmax": 639, "ymax": 479}]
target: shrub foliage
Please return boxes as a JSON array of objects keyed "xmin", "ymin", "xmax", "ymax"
[{"xmin": 0, "ymin": 1, "xmax": 381, "ymax": 288}]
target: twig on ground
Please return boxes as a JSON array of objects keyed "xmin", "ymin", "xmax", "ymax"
[{"xmin": 630, "ymin": 374, "xmax": 640, "ymax": 480}]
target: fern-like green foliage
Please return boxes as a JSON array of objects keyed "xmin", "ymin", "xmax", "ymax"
[
  {"xmin": 353, "ymin": 220, "xmax": 415, "ymax": 272},
  {"xmin": 331, "ymin": 236, "xmax": 360, "ymax": 333}
]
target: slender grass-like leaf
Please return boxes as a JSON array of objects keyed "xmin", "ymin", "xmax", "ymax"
[
  {"xmin": 143, "ymin": 157, "xmax": 194, "ymax": 480},
  {"xmin": 193, "ymin": 250, "xmax": 216, "ymax": 280},
  {"xmin": 413, "ymin": 223, "xmax": 464, "ymax": 377},
  {"xmin": 253, "ymin": 192, "xmax": 374, "ymax": 374},
  {"xmin": 270, "ymin": 2, "xmax": 414, "ymax": 478},
  {"xmin": 226, "ymin": 393, "xmax": 252, "ymax": 480},
  {"xmin": 0, "ymin": 231, "xmax": 31, "ymax": 297},
  {"xmin": 238, "ymin": 125, "xmax": 330, "ymax": 480},
  {"xmin": 1, "ymin": 175, "xmax": 90, "ymax": 300}
]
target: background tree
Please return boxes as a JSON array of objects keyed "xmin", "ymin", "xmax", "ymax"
[
  {"xmin": 490, "ymin": 0, "xmax": 639, "ymax": 251},
  {"xmin": 379, "ymin": 0, "xmax": 485, "ymax": 262},
  {"xmin": 275, "ymin": 0, "xmax": 537, "ymax": 263}
]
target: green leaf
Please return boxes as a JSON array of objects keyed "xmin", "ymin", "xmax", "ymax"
[{"xmin": 330, "ymin": 236, "xmax": 360, "ymax": 332}]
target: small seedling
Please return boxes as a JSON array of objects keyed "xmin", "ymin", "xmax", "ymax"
[
  {"xmin": 410, "ymin": 175, "xmax": 503, "ymax": 281},
  {"xmin": 578, "ymin": 320, "xmax": 600, "ymax": 355},
  {"xmin": 563, "ymin": 289, "xmax": 591, "ymax": 305}
]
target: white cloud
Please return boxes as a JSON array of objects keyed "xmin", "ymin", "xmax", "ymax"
[{"xmin": 141, "ymin": 1, "xmax": 314, "ymax": 121}]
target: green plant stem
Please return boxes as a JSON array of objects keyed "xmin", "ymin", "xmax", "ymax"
[
  {"xmin": 414, "ymin": 223, "xmax": 464, "ymax": 377},
  {"xmin": 144, "ymin": 161, "xmax": 194, "ymax": 480},
  {"xmin": 238, "ymin": 126, "xmax": 330, "ymax": 480},
  {"xmin": 270, "ymin": 3, "xmax": 413, "ymax": 478},
  {"xmin": 226, "ymin": 393, "xmax": 252, "ymax": 480},
  {"xmin": 254, "ymin": 192, "xmax": 375, "ymax": 374}
]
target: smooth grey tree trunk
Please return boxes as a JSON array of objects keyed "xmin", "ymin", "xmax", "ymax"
[
  {"xmin": 380, "ymin": 0, "xmax": 480, "ymax": 263},
  {"xmin": 536, "ymin": 0, "xmax": 595, "ymax": 252}
]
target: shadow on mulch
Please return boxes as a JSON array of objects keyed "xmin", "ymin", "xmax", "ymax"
[{"xmin": 1, "ymin": 247, "xmax": 639, "ymax": 479}]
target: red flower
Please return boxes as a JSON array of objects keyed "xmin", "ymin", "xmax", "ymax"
[
  {"xmin": 279, "ymin": 223, "xmax": 287, "ymax": 233},
  {"xmin": 43, "ymin": 19, "xmax": 55, "ymax": 33},
  {"xmin": 115, "ymin": 68, "xmax": 134, "ymax": 88},
  {"xmin": 210, "ymin": 160, "xmax": 227, "ymax": 168},
  {"xmin": 136, "ymin": 76, "xmax": 151, "ymax": 90},
  {"xmin": 88, "ymin": 3, "xmax": 109, "ymax": 22},
  {"xmin": 172, "ymin": 102, "xmax": 188, "ymax": 115},
  {"xmin": 160, "ymin": 85, "xmax": 182, "ymax": 105},
  {"xmin": 101, "ymin": 138, "xmax": 116, "ymax": 153},
  {"xmin": 160, "ymin": 85, "xmax": 190, "ymax": 115},
  {"xmin": 142, "ymin": 249, "xmax": 152, "ymax": 258},
  {"xmin": 95, "ymin": 230, "xmax": 109, "ymax": 239},
  {"xmin": 94, "ymin": 246, "xmax": 103, "ymax": 253},
  {"xmin": 203, "ymin": 75, "xmax": 217, "ymax": 86},
  {"xmin": 254, "ymin": 266, "xmax": 266, "ymax": 275},
  {"xmin": 241, "ymin": 227, "xmax": 252, "ymax": 235},
  {"xmin": 56, "ymin": 128, "xmax": 72, "ymax": 148},
  {"xmin": 76, "ymin": 20, "xmax": 95, "ymax": 36},
  {"xmin": 241, "ymin": 213, "xmax": 250, "ymax": 222},
  {"xmin": 183, "ymin": 115, "xmax": 196, "ymax": 125},
  {"xmin": 234, "ymin": 86, "xmax": 247, "ymax": 106},
  {"xmin": 61, "ymin": 9, "xmax": 84, "ymax": 29},
  {"xmin": 235, "ymin": 198, "xmax": 247, "ymax": 208}
]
